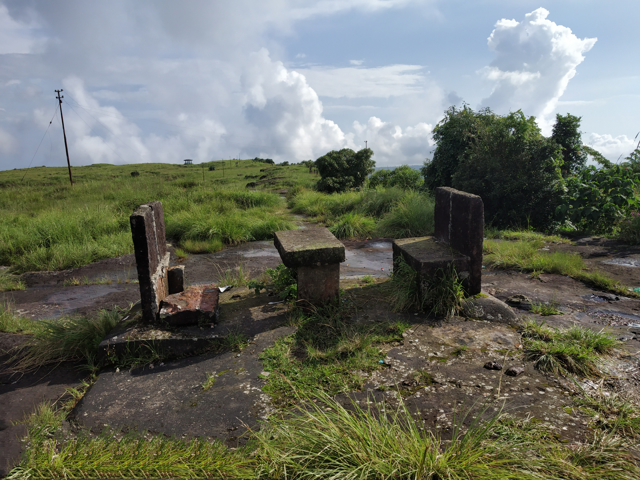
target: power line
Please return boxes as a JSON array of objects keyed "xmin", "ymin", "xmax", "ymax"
[{"xmin": 21, "ymin": 105, "xmax": 58, "ymax": 181}]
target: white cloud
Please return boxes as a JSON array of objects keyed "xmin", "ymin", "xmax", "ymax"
[
  {"xmin": 0, "ymin": 5, "xmax": 40, "ymax": 54},
  {"xmin": 297, "ymin": 64, "xmax": 428, "ymax": 98},
  {"xmin": 240, "ymin": 49, "xmax": 346, "ymax": 160},
  {"xmin": 0, "ymin": 126, "xmax": 18, "ymax": 154},
  {"xmin": 351, "ymin": 116, "xmax": 434, "ymax": 166},
  {"xmin": 584, "ymin": 132, "xmax": 638, "ymax": 162},
  {"xmin": 350, "ymin": 59, "xmax": 364, "ymax": 66},
  {"xmin": 479, "ymin": 8, "xmax": 597, "ymax": 132}
]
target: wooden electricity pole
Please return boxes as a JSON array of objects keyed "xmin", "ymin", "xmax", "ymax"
[{"xmin": 55, "ymin": 89, "xmax": 73, "ymax": 185}]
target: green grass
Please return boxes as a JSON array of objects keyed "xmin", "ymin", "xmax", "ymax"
[
  {"xmin": 288, "ymin": 187, "xmax": 434, "ymax": 239},
  {"xmin": 9, "ymin": 402, "xmax": 254, "ymax": 480},
  {"xmin": 483, "ymin": 239, "xmax": 638, "ymax": 297},
  {"xmin": 530, "ymin": 301, "xmax": 563, "ymax": 316},
  {"xmin": 11, "ymin": 393, "xmax": 640, "ymax": 480},
  {"xmin": 329, "ymin": 212, "xmax": 376, "ymax": 239},
  {"xmin": 0, "ymin": 270, "xmax": 25, "ymax": 291},
  {"xmin": 4, "ymin": 308, "xmax": 121, "ymax": 373},
  {"xmin": 375, "ymin": 190, "xmax": 435, "ymax": 238},
  {"xmin": 575, "ymin": 392, "xmax": 640, "ymax": 438},
  {"xmin": 259, "ymin": 298, "xmax": 408, "ymax": 406},
  {"xmin": 387, "ymin": 257, "xmax": 465, "ymax": 317},
  {"xmin": 485, "ymin": 227, "xmax": 572, "ymax": 244},
  {"xmin": 522, "ymin": 320, "xmax": 620, "ymax": 377},
  {"xmin": 0, "ymin": 161, "xmax": 309, "ymax": 273},
  {"xmin": 0, "ymin": 301, "xmax": 39, "ymax": 334}
]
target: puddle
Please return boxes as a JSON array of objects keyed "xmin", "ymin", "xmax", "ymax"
[
  {"xmin": 43, "ymin": 284, "xmax": 124, "ymax": 317},
  {"xmin": 365, "ymin": 241, "xmax": 393, "ymax": 250},
  {"xmin": 342, "ymin": 246, "xmax": 393, "ymax": 278},
  {"xmin": 581, "ymin": 294, "xmax": 609, "ymax": 303},
  {"xmin": 601, "ymin": 258, "xmax": 640, "ymax": 268}
]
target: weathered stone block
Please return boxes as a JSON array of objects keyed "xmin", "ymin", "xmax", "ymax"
[
  {"xmin": 297, "ymin": 263, "xmax": 340, "ymax": 305},
  {"xmin": 167, "ymin": 265, "xmax": 185, "ymax": 295},
  {"xmin": 274, "ymin": 227, "xmax": 345, "ymax": 305},
  {"xmin": 158, "ymin": 284, "xmax": 220, "ymax": 327},
  {"xmin": 130, "ymin": 201, "xmax": 170, "ymax": 323},
  {"xmin": 434, "ymin": 187, "xmax": 484, "ymax": 294},
  {"xmin": 274, "ymin": 227, "xmax": 345, "ymax": 268}
]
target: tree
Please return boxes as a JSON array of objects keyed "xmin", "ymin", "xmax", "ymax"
[
  {"xmin": 316, "ymin": 148, "xmax": 375, "ymax": 193},
  {"xmin": 368, "ymin": 165, "xmax": 423, "ymax": 190},
  {"xmin": 421, "ymin": 106, "xmax": 496, "ymax": 191},
  {"xmin": 451, "ymin": 110, "xmax": 565, "ymax": 230},
  {"xmin": 551, "ymin": 113, "xmax": 587, "ymax": 176}
]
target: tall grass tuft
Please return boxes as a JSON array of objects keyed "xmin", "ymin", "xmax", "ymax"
[
  {"xmin": 522, "ymin": 320, "xmax": 620, "ymax": 377},
  {"xmin": 329, "ymin": 212, "xmax": 376, "ymax": 239},
  {"xmin": 10, "ymin": 402, "xmax": 255, "ymax": 480},
  {"xmin": 0, "ymin": 301, "xmax": 39, "ymax": 334},
  {"xmin": 253, "ymin": 392, "xmax": 519, "ymax": 480},
  {"xmin": 5, "ymin": 308, "xmax": 121, "ymax": 373},
  {"xmin": 375, "ymin": 191, "xmax": 435, "ymax": 238}
]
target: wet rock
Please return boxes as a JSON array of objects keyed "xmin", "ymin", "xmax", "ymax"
[
  {"xmin": 484, "ymin": 361, "xmax": 503, "ymax": 371},
  {"xmin": 505, "ymin": 366, "xmax": 525, "ymax": 377},
  {"xmin": 506, "ymin": 294, "xmax": 532, "ymax": 310},
  {"xmin": 462, "ymin": 294, "xmax": 520, "ymax": 325},
  {"xmin": 159, "ymin": 284, "xmax": 220, "ymax": 326}
]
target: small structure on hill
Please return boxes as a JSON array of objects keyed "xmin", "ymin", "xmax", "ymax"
[
  {"xmin": 183, "ymin": 159, "xmax": 193, "ymax": 165},
  {"xmin": 392, "ymin": 187, "xmax": 484, "ymax": 296},
  {"xmin": 274, "ymin": 227, "xmax": 345, "ymax": 306}
]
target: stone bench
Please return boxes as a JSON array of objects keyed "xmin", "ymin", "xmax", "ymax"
[
  {"xmin": 274, "ymin": 227, "xmax": 345, "ymax": 306},
  {"xmin": 392, "ymin": 187, "xmax": 484, "ymax": 296},
  {"xmin": 130, "ymin": 201, "xmax": 219, "ymax": 326}
]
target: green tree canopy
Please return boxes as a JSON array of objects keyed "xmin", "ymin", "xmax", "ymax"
[
  {"xmin": 448, "ymin": 110, "xmax": 565, "ymax": 230},
  {"xmin": 421, "ymin": 106, "xmax": 496, "ymax": 191},
  {"xmin": 551, "ymin": 113, "xmax": 588, "ymax": 176},
  {"xmin": 316, "ymin": 148, "xmax": 375, "ymax": 193},
  {"xmin": 368, "ymin": 165, "xmax": 423, "ymax": 190}
]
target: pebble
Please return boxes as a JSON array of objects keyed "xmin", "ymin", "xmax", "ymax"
[
  {"xmin": 484, "ymin": 361, "xmax": 503, "ymax": 371},
  {"xmin": 505, "ymin": 366, "xmax": 525, "ymax": 377}
]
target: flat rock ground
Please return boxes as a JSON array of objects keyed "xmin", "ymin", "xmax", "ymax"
[{"xmin": 1, "ymin": 236, "xmax": 640, "ymax": 475}]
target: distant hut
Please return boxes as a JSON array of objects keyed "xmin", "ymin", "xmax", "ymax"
[{"xmin": 183, "ymin": 159, "xmax": 193, "ymax": 166}]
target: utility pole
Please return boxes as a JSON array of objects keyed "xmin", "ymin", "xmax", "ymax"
[
  {"xmin": 365, "ymin": 140, "xmax": 368, "ymax": 149},
  {"xmin": 55, "ymin": 89, "xmax": 73, "ymax": 185}
]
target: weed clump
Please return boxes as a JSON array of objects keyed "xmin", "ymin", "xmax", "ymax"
[
  {"xmin": 387, "ymin": 257, "xmax": 465, "ymax": 318},
  {"xmin": 522, "ymin": 320, "xmax": 620, "ymax": 377}
]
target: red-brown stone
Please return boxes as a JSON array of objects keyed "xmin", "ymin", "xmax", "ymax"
[{"xmin": 158, "ymin": 284, "xmax": 219, "ymax": 326}]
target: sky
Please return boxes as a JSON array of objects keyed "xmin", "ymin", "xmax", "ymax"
[{"xmin": 0, "ymin": 0, "xmax": 638, "ymax": 171}]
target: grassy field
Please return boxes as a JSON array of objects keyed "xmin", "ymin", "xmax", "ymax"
[{"xmin": 0, "ymin": 160, "xmax": 314, "ymax": 273}]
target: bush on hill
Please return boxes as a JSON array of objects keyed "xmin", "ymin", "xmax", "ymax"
[
  {"xmin": 368, "ymin": 165, "xmax": 423, "ymax": 190},
  {"xmin": 316, "ymin": 148, "xmax": 375, "ymax": 193}
]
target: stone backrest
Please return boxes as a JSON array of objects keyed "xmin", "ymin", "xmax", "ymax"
[
  {"xmin": 130, "ymin": 201, "xmax": 171, "ymax": 323},
  {"xmin": 433, "ymin": 187, "xmax": 484, "ymax": 294}
]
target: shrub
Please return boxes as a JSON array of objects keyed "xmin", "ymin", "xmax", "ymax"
[
  {"xmin": 557, "ymin": 164, "xmax": 639, "ymax": 234},
  {"xmin": 368, "ymin": 165, "xmax": 423, "ymax": 190},
  {"xmin": 316, "ymin": 148, "xmax": 375, "ymax": 193},
  {"xmin": 618, "ymin": 211, "xmax": 640, "ymax": 245}
]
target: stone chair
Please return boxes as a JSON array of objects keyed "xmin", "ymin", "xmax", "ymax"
[{"xmin": 392, "ymin": 187, "xmax": 484, "ymax": 295}]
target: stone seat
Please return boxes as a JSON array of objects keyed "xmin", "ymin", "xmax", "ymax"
[
  {"xmin": 392, "ymin": 236, "xmax": 470, "ymax": 283},
  {"xmin": 274, "ymin": 227, "xmax": 345, "ymax": 305},
  {"xmin": 131, "ymin": 201, "xmax": 219, "ymax": 326},
  {"xmin": 392, "ymin": 187, "xmax": 484, "ymax": 295}
]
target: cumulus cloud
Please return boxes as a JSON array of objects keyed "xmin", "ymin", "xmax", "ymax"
[
  {"xmin": 583, "ymin": 132, "xmax": 638, "ymax": 163},
  {"xmin": 0, "ymin": 0, "xmax": 436, "ymax": 169},
  {"xmin": 0, "ymin": 4, "xmax": 40, "ymax": 54},
  {"xmin": 351, "ymin": 116, "xmax": 434, "ymax": 166},
  {"xmin": 479, "ymin": 8, "xmax": 596, "ymax": 131}
]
